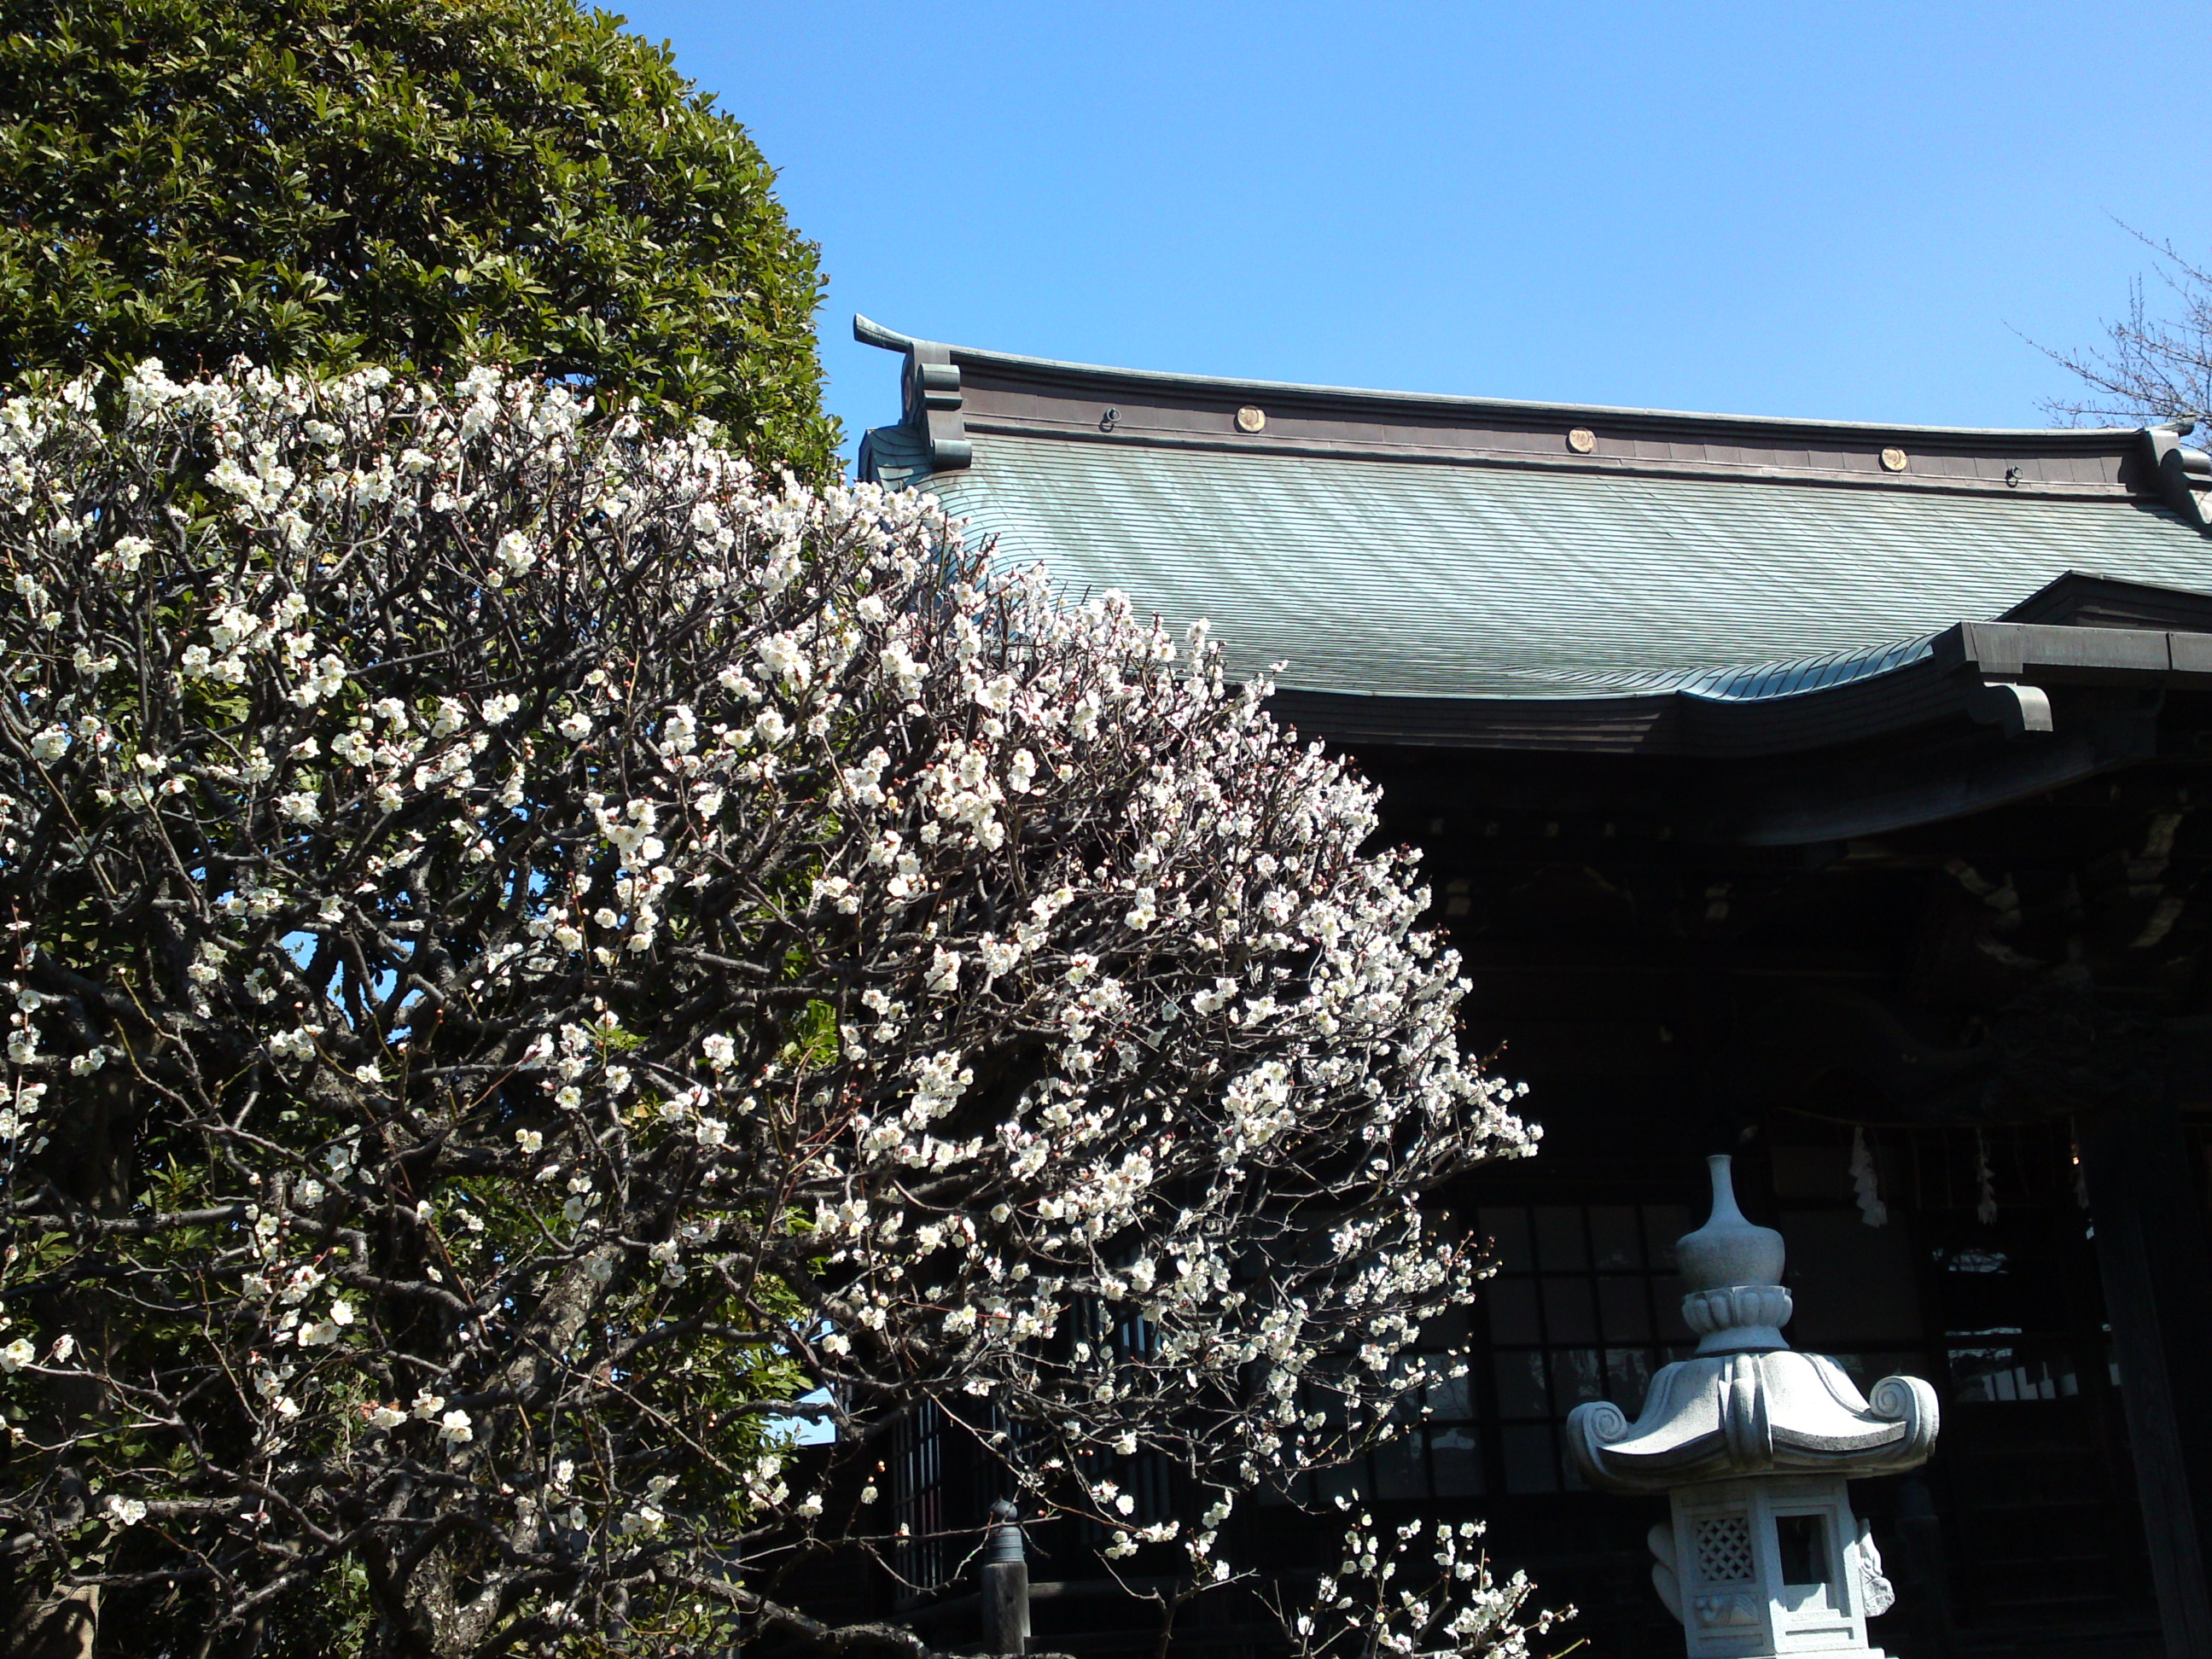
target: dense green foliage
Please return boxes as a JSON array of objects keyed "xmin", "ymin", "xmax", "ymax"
[{"xmin": 0, "ymin": 0, "xmax": 837, "ymax": 474}]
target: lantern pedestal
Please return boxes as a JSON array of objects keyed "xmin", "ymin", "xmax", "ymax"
[{"xmin": 1566, "ymin": 1156, "xmax": 1939, "ymax": 1659}]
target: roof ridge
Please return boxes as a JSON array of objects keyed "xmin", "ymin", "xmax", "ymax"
[{"xmin": 854, "ymin": 314, "xmax": 2140, "ymax": 446}]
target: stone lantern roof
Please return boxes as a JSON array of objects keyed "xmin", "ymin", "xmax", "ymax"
[{"xmin": 1567, "ymin": 1157, "xmax": 1940, "ymax": 1493}]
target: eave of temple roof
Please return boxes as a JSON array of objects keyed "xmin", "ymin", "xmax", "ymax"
[{"xmin": 853, "ymin": 317, "xmax": 2212, "ymax": 751}]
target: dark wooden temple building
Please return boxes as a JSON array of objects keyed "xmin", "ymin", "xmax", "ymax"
[{"xmin": 851, "ymin": 316, "xmax": 2212, "ymax": 1659}]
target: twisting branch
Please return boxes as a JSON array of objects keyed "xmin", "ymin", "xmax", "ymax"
[{"xmin": 2030, "ymin": 221, "xmax": 2212, "ymax": 440}]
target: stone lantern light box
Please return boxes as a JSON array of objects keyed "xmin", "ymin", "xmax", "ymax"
[{"xmin": 1567, "ymin": 1156, "xmax": 1941, "ymax": 1659}]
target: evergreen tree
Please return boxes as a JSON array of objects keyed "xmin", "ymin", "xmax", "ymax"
[{"xmin": 0, "ymin": 0, "xmax": 836, "ymax": 474}]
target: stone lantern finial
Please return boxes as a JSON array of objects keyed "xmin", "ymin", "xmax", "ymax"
[
  {"xmin": 1678, "ymin": 1155, "xmax": 1793, "ymax": 1355},
  {"xmin": 1565, "ymin": 1155, "xmax": 1941, "ymax": 1658}
]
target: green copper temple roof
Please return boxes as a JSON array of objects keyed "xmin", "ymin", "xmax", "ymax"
[{"xmin": 853, "ymin": 318, "xmax": 2212, "ymax": 707}]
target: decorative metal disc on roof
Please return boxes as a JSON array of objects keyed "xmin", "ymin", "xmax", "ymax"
[
  {"xmin": 1879, "ymin": 446, "xmax": 1909, "ymax": 472},
  {"xmin": 1568, "ymin": 426, "xmax": 1597, "ymax": 454},
  {"xmin": 1236, "ymin": 406, "xmax": 1266, "ymax": 434}
]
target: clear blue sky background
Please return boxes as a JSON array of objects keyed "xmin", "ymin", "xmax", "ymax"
[{"xmin": 619, "ymin": 1, "xmax": 2210, "ymax": 470}]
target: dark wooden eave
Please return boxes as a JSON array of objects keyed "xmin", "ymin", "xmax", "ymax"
[
  {"xmin": 1270, "ymin": 611, "xmax": 2212, "ymax": 759},
  {"xmin": 1308, "ymin": 596, "xmax": 2212, "ymax": 845}
]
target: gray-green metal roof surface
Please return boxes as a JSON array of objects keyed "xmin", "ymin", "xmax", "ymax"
[{"xmin": 887, "ymin": 427, "xmax": 2212, "ymax": 701}]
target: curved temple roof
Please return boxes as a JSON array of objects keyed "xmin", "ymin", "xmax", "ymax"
[{"xmin": 854, "ymin": 317, "xmax": 2212, "ymax": 760}]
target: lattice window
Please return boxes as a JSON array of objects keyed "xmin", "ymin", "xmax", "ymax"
[
  {"xmin": 1478, "ymin": 1203, "xmax": 1692, "ymax": 1493},
  {"xmin": 891, "ymin": 1400, "xmax": 946, "ymax": 1588},
  {"xmin": 1694, "ymin": 1515, "xmax": 1755, "ymax": 1586}
]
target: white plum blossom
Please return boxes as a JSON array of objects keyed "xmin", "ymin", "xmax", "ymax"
[
  {"xmin": 0, "ymin": 360, "xmax": 1541, "ymax": 1659},
  {"xmin": 923, "ymin": 946, "xmax": 962, "ymax": 996},
  {"xmin": 1271, "ymin": 1516, "xmax": 1569, "ymax": 1659},
  {"xmin": 494, "ymin": 529, "xmax": 538, "ymax": 575},
  {"xmin": 266, "ymin": 1027, "xmax": 317, "ymax": 1062}
]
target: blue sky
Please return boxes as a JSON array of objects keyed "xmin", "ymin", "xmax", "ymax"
[{"xmin": 618, "ymin": 1, "xmax": 2211, "ymax": 469}]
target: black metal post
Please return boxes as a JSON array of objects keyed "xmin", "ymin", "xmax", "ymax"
[{"xmin": 981, "ymin": 1499, "xmax": 1030, "ymax": 1656}]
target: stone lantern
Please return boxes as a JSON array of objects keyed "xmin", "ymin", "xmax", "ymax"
[{"xmin": 1566, "ymin": 1155, "xmax": 1940, "ymax": 1659}]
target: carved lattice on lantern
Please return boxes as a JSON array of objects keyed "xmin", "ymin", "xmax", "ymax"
[{"xmin": 1694, "ymin": 1516, "xmax": 1756, "ymax": 1586}]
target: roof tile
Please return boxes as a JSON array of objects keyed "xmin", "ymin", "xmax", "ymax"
[{"xmin": 913, "ymin": 433, "xmax": 2212, "ymax": 701}]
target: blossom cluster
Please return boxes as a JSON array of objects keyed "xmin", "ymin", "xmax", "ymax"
[
  {"xmin": 1274, "ymin": 1513, "xmax": 1572, "ymax": 1659},
  {"xmin": 0, "ymin": 361, "xmax": 1537, "ymax": 1658}
]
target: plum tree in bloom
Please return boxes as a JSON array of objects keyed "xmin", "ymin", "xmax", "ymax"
[{"xmin": 0, "ymin": 362, "xmax": 1550, "ymax": 1659}]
